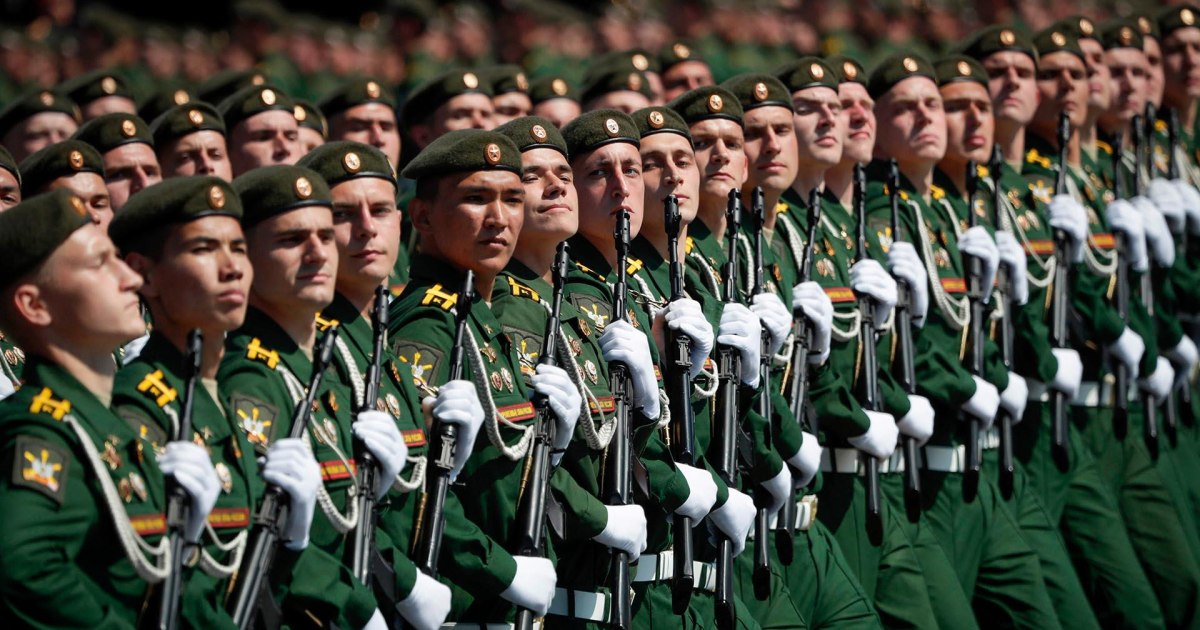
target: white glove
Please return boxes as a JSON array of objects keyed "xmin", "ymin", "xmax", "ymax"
[
  {"xmin": 599, "ymin": 320, "xmax": 661, "ymax": 419},
  {"xmin": 593, "ymin": 504, "xmax": 648, "ymax": 557},
  {"xmin": 787, "ymin": 432, "xmax": 822, "ymax": 487},
  {"xmin": 531, "ymin": 363, "xmax": 581, "ymax": 454},
  {"xmin": 158, "ymin": 441, "xmax": 220, "ymax": 543},
  {"xmin": 896, "ymin": 394, "xmax": 934, "ymax": 446},
  {"xmin": 1107, "ymin": 199, "xmax": 1149, "ymax": 272},
  {"xmin": 663, "ymin": 298, "xmax": 715, "ymax": 377},
  {"xmin": 1132, "ymin": 196, "xmax": 1175, "ymax": 267},
  {"xmin": 1171, "ymin": 179, "xmax": 1200, "ymax": 235},
  {"xmin": 760, "ymin": 466, "xmax": 792, "ymax": 516},
  {"xmin": 1107, "ymin": 327, "xmax": 1146, "ymax": 378},
  {"xmin": 395, "ymin": 572, "xmax": 452, "ymax": 630},
  {"xmin": 353, "ymin": 410, "xmax": 409, "ymax": 500},
  {"xmin": 675, "ymin": 463, "xmax": 718, "ymax": 521},
  {"xmin": 847, "ymin": 410, "xmax": 898, "ymax": 459},
  {"xmin": 963, "ymin": 376, "xmax": 1000, "ymax": 429},
  {"xmin": 791, "ymin": 281, "xmax": 832, "ymax": 365},
  {"xmin": 999, "ymin": 372, "xmax": 1028, "ymax": 421},
  {"xmin": 957, "ymin": 226, "xmax": 1000, "ymax": 304},
  {"xmin": 707, "ymin": 488, "xmax": 754, "ymax": 556},
  {"xmin": 1149, "ymin": 178, "xmax": 1186, "ymax": 233},
  {"xmin": 1049, "ymin": 194, "xmax": 1088, "ymax": 263},
  {"xmin": 261, "ymin": 438, "xmax": 321, "ymax": 550},
  {"xmin": 1165, "ymin": 336, "xmax": 1199, "ymax": 388},
  {"xmin": 362, "ymin": 609, "xmax": 387, "ymax": 630},
  {"xmin": 500, "ymin": 556, "xmax": 557, "ymax": 616},
  {"xmin": 1139, "ymin": 356, "xmax": 1176, "ymax": 399},
  {"xmin": 421, "ymin": 380, "xmax": 485, "ymax": 481},
  {"xmin": 887, "ymin": 242, "xmax": 929, "ymax": 326},
  {"xmin": 0, "ymin": 371, "xmax": 14, "ymax": 400},
  {"xmin": 850, "ymin": 258, "xmax": 898, "ymax": 328},
  {"xmin": 994, "ymin": 231, "xmax": 1030, "ymax": 305},
  {"xmin": 750, "ymin": 292, "xmax": 792, "ymax": 357},
  {"xmin": 1051, "ymin": 348, "xmax": 1083, "ymax": 400},
  {"xmin": 718, "ymin": 303, "xmax": 762, "ymax": 387}
]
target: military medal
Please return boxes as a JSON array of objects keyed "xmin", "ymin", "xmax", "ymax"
[
  {"xmin": 491, "ymin": 371, "xmax": 504, "ymax": 390},
  {"xmin": 128, "ymin": 472, "xmax": 148, "ymax": 501},
  {"xmin": 570, "ymin": 338, "xmax": 583, "ymax": 356},
  {"xmin": 935, "ymin": 249, "xmax": 951, "ymax": 268},
  {"xmin": 386, "ymin": 393, "xmax": 401, "ymax": 418},
  {"xmin": 579, "ymin": 319, "xmax": 591, "ymax": 337},
  {"xmin": 215, "ymin": 462, "xmax": 233, "ymax": 493},
  {"xmin": 376, "ymin": 398, "xmax": 388, "ymax": 413},
  {"xmin": 118, "ymin": 477, "xmax": 133, "ymax": 502},
  {"xmin": 481, "ymin": 344, "xmax": 498, "ymax": 362},
  {"xmin": 323, "ymin": 418, "xmax": 338, "ymax": 446},
  {"xmin": 817, "ymin": 258, "xmax": 835, "ymax": 278},
  {"xmin": 584, "ymin": 360, "xmax": 599, "ymax": 384},
  {"xmin": 326, "ymin": 391, "xmax": 339, "ymax": 413},
  {"xmin": 193, "ymin": 431, "xmax": 206, "ymax": 447},
  {"xmin": 101, "ymin": 436, "xmax": 122, "ymax": 470},
  {"xmin": 501, "ymin": 368, "xmax": 515, "ymax": 392}
]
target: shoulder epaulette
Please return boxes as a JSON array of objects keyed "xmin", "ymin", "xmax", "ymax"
[
  {"xmin": 419, "ymin": 283, "xmax": 458, "ymax": 311},
  {"xmin": 775, "ymin": 201, "xmax": 789, "ymax": 215},
  {"xmin": 245, "ymin": 337, "xmax": 280, "ymax": 369},
  {"xmin": 507, "ymin": 276, "xmax": 541, "ymax": 302},
  {"xmin": 314, "ymin": 314, "xmax": 339, "ymax": 332},
  {"xmin": 1026, "ymin": 148, "xmax": 1051, "ymax": 169},
  {"xmin": 930, "ymin": 184, "xmax": 945, "ymax": 200},
  {"xmin": 881, "ymin": 184, "xmax": 909, "ymax": 201},
  {"xmin": 28, "ymin": 387, "xmax": 70, "ymax": 421},
  {"xmin": 573, "ymin": 261, "xmax": 606, "ymax": 282},
  {"xmin": 977, "ymin": 164, "xmax": 989, "ymax": 179},
  {"xmin": 685, "ymin": 236, "xmax": 696, "ymax": 254},
  {"xmin": 1155, "ymin": 119, "xmax": 1168, "ymax": 134},
  {"xmin": 1096, "ymin": 140, "xmax": 1113, "ymax": 155},
  {"xmin": 136, "ymin": 369, "xmax": 178, "ymax": 408},
  {"xmin": 625, "ymin": 256, "xmax": 643, "ymax": 275}
]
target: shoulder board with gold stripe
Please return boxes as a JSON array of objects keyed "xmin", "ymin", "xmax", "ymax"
[
  {"xmin": 626, "ymin": 257, "xmax": 643, "ymax": 275},
  {"xmin": 882, "ymin": 184, "xmax": 909, "ymax": 201},
  {"xmin": 1096, "ymin": 140, "xmax": 1113, "ymax": 155},
  {"xmin": 930, "ymin": 184, "xmax": 945, "ymax": 200},
  {"xmin": 507, "ymin": 276, "xmax": 541, "ymax": 302},
  {"xmin": 685, "ymin": 236, "xmax": 696, "ymax": 254},
  {"xmin": 314, "ymin": 314, "xmax": 339, "ymax": 332},
  {"xmin": 136, "ymin": 369, "xmax": 178, "ymax": 408},
  {"xmin": 420, "ymin": 283, "xmax": 458, "ymax": 311},
  {"xmin": 977, "ymin": 164, "xmax": 989, "ymax": 179},
  {"xmin": 573, "ymin": 261, "xmax": 606, "ymax": 282},
  {"xmin": 775, "ymin": 201, "xmax": 789, "ymax": 214},
  {"xmin": 245, "ymin": 337, "xmax": 280, "ymax": 370},
  {"xmin": 28, "ymin": 387, "xmax": 71, "ymax": 420},
  {"xmin": 1025, "ymin": 148, "xmax": 1051, "ymax": 168}
]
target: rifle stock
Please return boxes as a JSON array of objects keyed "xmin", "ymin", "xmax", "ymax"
[
  {"xmin": 888, "ymin": 160, "xmax": 921, "ymax": 513},
  {"xmin": 604, "ymin": 211, "xmax": 633, "ymax": 630}
]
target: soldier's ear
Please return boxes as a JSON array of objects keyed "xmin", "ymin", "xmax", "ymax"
[
  {"xmin": 10, "ymin": 282, "xmax": 50, "ymax": 328},
  {"xmin": 410, "ymin": 196, "xmax": 431, "ymax": 233},
  {"xmin": 123, "ymin": 252, "xmax": 159, "ymax": 300}
]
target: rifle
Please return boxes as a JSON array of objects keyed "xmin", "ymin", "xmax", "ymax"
[
  {"xmin": 1146, "ymin": 105, "xmax": 1179, "ymax": 443},
  {"xmin": 154, "ymin": 329, "xmax": 203, "ymax": 630},
  {"xmin": 748, "ymin": 186, "xmax": 772, "ymax": 600},
  {"xmin": 854, "ymin": 166, "xmax": 883, "ymax": 533},
  {"xmin": 963, "ymin": 160, "xmax": 985, "ymax": 498},
  {"xmin": 229, "ymin": 328, "xmax": 340, "ymax": 629},
  {"xmin": 989, "ymin": 145, "xmax": 1017, "ymax": 499},
  {"xmin": 888, "ymin": 160, "xmax": 921, "ymax": 515},
  {"xmin": 603, "ymin": 210, "xmax": 633, "ymax": 630},
  {"xmin": 413, "ymin": 272, "xmax": 475, "ymax": 578},
  {"xmin": 1132, "ymin": 112, "xmax": 1160, "ymax": 455},
  {"xmin": 1050, "ymin": 113, "xmax": 1073, "ymax": 468},
  {"xmin": 1110, "ymin": 129, "xmax": 1132, "ymax": 441},
  {"xmin": 1167, "ymin": 108, "xmax": 1194, "ymax": 428},
  {"xmin": 514, "ymin": 243, "xmax": 569, "ymax": 630}
]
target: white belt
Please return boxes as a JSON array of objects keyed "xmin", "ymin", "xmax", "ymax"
[
  {"xmin": 922, "ymin": 444, "xmax": 967, "ymax": 473},
  {"xmin": 632, "ymin": 552, "xmax": 717, "ymax": 592},
  {"xmin": 1074, "ymin": 380, "xmax": 1137, "ymax": 407},
  {"xmin": 442, "ymin": 624, "xmax": 524, "ymax": 629},
  {"xmin": 748, "ymin": 495, "xmax": 818, "ymax": 538},
  {"xmin": 821, "ymin": 447, "xmax": 906, "ymax": 475},
  {"xmin": 547, "ymin": 587, "xmax": 610, "ymax": 623},
  {"xmin": 1026, "ymin": 379, "xmax": 1052, "ymax": 402}
]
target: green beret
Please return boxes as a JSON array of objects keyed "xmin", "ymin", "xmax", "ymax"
[
  {"xmin": 631, "ymin": 106, "xmax": 690, "ymax": 140},
  {"xmin": 0, "ymin": 145, "xmax": 20, "ymax": 185},
  {"xmin": 934, "ymin": 55, "xmax": 988, "ymax": 88},
  {"xmin": 0, "ymin": 89, "xmax": 80, "ymax": 139},
  {"xmin": 233, "ymin": 164, "xmax": 331, "ymax": 228},
  {"xmin": 108, "ymin": 176, "xmax": 241, "ymax": 251},
  {"xmin": 293, "ymin": 100, "xmax": 328, "ymax": 137},
  {"xmin": 494, "ymin": 116, "xmax": 568, "ymax": 155},
  {"xmin": 296, "ymin": 141, "xmax": 396, "ymax": 188},
  {"xmin": 827, "ymin": 55, "xmax": 866, "ymax": 85},
  {"xmin": 528, "ymin": 76, "xmax": 579, "ymax": 105},
  {"xmin": 722, "ymin": 73, "xmax": 794, "ymax": 113},
  {"xmin": 580, "ymin": 67, "xmax": 655, "ymax": 105},
  {"xmin": 19, "ymin": 140, "xmax": 105, "ymax": 195},
  {"xmin": 1133, "ymin": 14, "xmax": 1160, "ymax": 41},
  {"xmin": 151, "ymin": 103, "xmax": 226, "ymax": 147},
  {"xmin": 591, "ymin": 49, "xmax": 660, "ymax": 76},
  {"xmin": 774, "ymin": 58, "xmax": 838, "ymax": 95},
  {"xmin": 956, "ymin": 25, "xmax": 1038, "ymax": 64},
  {"xmin": 59, "ymin": 69, "xmax": 134, "ymax": 106},
  {"xmin": 73, "ymin": 113, "xmax": 153, "ymax": 153},
  {"xmin": 561, "ymin": 109, "xmax": 640, "ymax": 157},
  {"xmin": 867, "ymin": 53, "xmax": 936, "ymax": 99},
  {"xmin": 1033, "ymin": 27, "xmax": 1085, "ymax": 61},
  {"xmin": 669, "ymin": 86, "xmax": 743, "ymax": 125},
  {"xmin": 196, "ymin": 69, "xmax": 270, "ymax": 106},
  {"xmin": 659, "ymin": 41, "xmax": 706, "ymax": 73},
  {"xmin": 1100, "ymin": 20, "xmax": 1143, "ymax": 52},
  {"xmin": 1158, "ymin": 5, "xmax": 1200, "ymax": 38},
  {"xmin": 485, "ymin": 65, "xmax": 530, "ymax": 95},
  {"xmin": 218, "ymin": 85, "xmax": 296, "ymax": 132},
  {"xmin": 0, "ymin": 189, "xmax": 93, "ymax": 289},
  {"xmin": 401, "ymin": 69, "xmax": 494, "ymax": 130},
  {"xmin": 1056, "ymin": 16, "xmax": 1100, "ymax": 41},
  {"xmin": 318, "ymin": 77, "xmax": 397, "ymax": 118},
  {"xmin": 138, "ymin": 85, "xmax": 196, "ymax": 124},
  {"xmin": 401, "ymin": 129, "xmax": 522, "ymax": 181}
]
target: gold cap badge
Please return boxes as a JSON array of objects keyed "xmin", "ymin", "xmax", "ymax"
[
  {"xmin": 1051, "ymin": 32, "xmax": 1066, "ymax": 47},
  {"xmin": 1000, "ymin": 29, "xmax": 1016, "ymax": 45},
  {"xmin": 120, "ymin": 119, "xmax": 136, "ymax": 137},
  {"xmin": 707, "ymin": 93, "xmax": 723, "ymax": 112},
  {"xmin": 673, "ymin": 42, "xmax": 690, "ymax": 59},
  {"xmin": 811, "ymin": 63, "xmax": 825, "ymax": 80},
  {"xmin": 957, "ymin": 61, "xmax": 971, "ymax": 76},
  {"xmin": 753, "ymin": 82, "xmax": 769, "ymax": 101},
  {"xmin": 1119, "ymin": 27, "xmax": 1133, "ymax": 45},
  {"xmin": 1079, "ymin": 18, "xmax": 1094, "ymax": 36},
  {"xmin": 485, "ymin": 143, "xmax": 502, "ymax": 164},
  {"xmin": 902, "ymin": 57, "xmax": 919, "ymax": 72},
  {"xmin": 843, "ymin": 61, "xmax": 858, "ymax": 80},
  {"xmin": 208, "ymin": 185, "xmax": 226, "ymax": 209},
  {"xmin": 293, "ymin": 104, "xmax": 306, "ymax": 121},
  {"xmin": 260, "ymin": 89, "xmax": 276, "ymax": 106},
  {"xmin": 552, "ymin": 78, "xmax": 568, "ymax": 96},
  {"xmin": 100, "ymin": 76, "xmax": 117, "ymax": 95},
  {"xmin": 250, "ymin": 74, "xmax": 266, "ymax": 86},
  {"xmin": 1184, "ymin": 8, "xmax": 1196, "ymax": 25},
  {"xmin": 39, "ymin": 91, "xmax": 54, "ymax": 107},
  {"xmin": 516, "ymin": 73, "xmax": 528, "ymax": 91},
  {"xmin": 627, "ymin": 73, "xmax": 642, "ymax": 91},
  {"xmin": 648, "ymin": 111, "xmax": 664, "ymax": 128},
  {"xmin": 187, "ymin": 109, "xmax": 204, "ymax": 127},
  {"xmin": 530, "ymin": 124, "xmax": 548, "ymax": 140},
  {"xmin": 632, "ymin": 53, "xmax": 649, "ymax": 71},
  {"xmin": 173, "ymin": 89, "xmax": 190, "ymax": 105},
  {"xmin": 68, "ymin": 150, "xmax": 84, "ymax": 170},
  {"xmin": 343, "ymin": 152, "xmax": 361, "ymax": 172},
  {"xmin": 366, "ymin": 81, "xmax": 381, "ymax": 98},
  {"xmin": 294, "ymin": 176, "xmax": 312, "ymax": 199},
  {"xmin": 605, "ymin": 118, "xmax": 620, "ymax": 136},
  {"xmin": 463, "ymin": 72, "xmax": 479, "ymax": 89}
]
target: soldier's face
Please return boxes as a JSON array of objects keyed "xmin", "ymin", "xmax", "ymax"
[
  {"xmin": 532, "ymin": 99, "xmax": 581, "ymax": 130},
  {"xmin": 330, "ymin": 177, "xmax": 400, "ymax": 295},
  {"xmin": 0, "ymin": 168, "xmax": 20, "ymax": 211},
  {"xmin": 838, "ymin": 82, "xmax": 876, "ymax": 164},
  {"xmin": 586, "ymin": 91, "xmax": 651, "ymax": 114},
  {"xmin": 246, "ymin": 206, "xmax": 338, "ymax": 313},
  {"xmin": 1034, "ymin": 52, "xmax": 1088, "ymax": 132},
  {"xmin": 874, "ymin": 77, "xmax": 946, "ymax": 167},
  {"xmin": 518, "ymin": 147, "xmax": 579, "ymax": 248},
  {"xmin": 1163, "ymin": 27, "xmax": 1200, "ymax": 102},
  {"xmin": 1080, "ymin": 39, "xmax": 1114, "ymax": 113},
  {"xmin": 330, "ymin": 103, "xmax": 400, "ymax": 164},
  {"xmin": 788, "ymin": 87, "xmax": 842, "ymax": 174},
  {"xmin": 229, "ymin": 111, "xmax": 300, "ymax": 176},
  {"xmin": 434, "ymin": 94, "xmax": 496, "ymax": 134},
  {"xmin": 492, "ymin": 92, "xmax": 533, "ymax": 127},
  {"xmin": 128, "ymin": 216, "xmax": 251, "ymax": 334},
  {"xmin": 2, "ymin": 112, "xmax": 78, "ymax": 162},
  {"xmin": 981, "ymin": 52, "xmax": 1038, "ymax": 127},
  {"xmin": 1145, "ymin": 37, "xmax": 1165, "ymax": 108},
  {"xmin": 412, "ymin": 170, "xmax": 524, "ymax": 278},
  {"xmin": 572, "ymin": 143, "xmax": 645, "ymax": 247},
  {"xmin": 662, "ymin": 61, "xmax": 715, "ymax": 102},
  {"xmin": 81, "ymin": 96, "xmax": 137, "ymax": 120},
  {"xmin": 742, "ymin": 104, "xmax": 802, "ymax": 195},
  {"xmin": 298, "ymin": 127, "xmax": 325, "ymax": 154},
  {"xmin": 691, "ymin": 118, "xmax": 748, "ymax": 205},
  {"xmin": 104, "ymin": 144, "xmax": 162, "ymax": 211},
  {"xmin": 941, "ymin": 81, "xmax": 994, "ymax": 164},
  {"xmin": 1104, "ymin": 48, "xmax": 1149, "ymax": 125},
  {"xmin": 160, "ymin": 131, "xmax": 233, "ymax": 181},
  {"xmin": 640, "ymin": 132, "xmax": 700, "ymax": 233},
  {"xmin": 49, "ymin": 172, "xmax": 112, "ymax": 230}
]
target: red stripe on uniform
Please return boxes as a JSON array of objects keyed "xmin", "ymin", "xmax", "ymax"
[{"xmin": 941, "ymin": 278, "xmax": 966, "ymax": 293}]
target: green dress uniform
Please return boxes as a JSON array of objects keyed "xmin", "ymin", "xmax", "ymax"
[{"xmin": 0, "ymin": 331, "xmax": 25, "ymax": 393}]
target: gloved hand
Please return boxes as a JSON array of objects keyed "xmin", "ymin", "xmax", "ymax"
[
  {"xmin": 262, "ymin": 438, "xmax": 321, "ymax": 550},
  {"xmin": 531, "ymin": 363, "xmax": 581, "ymax": 454},
  {"xmin": 847, "ymin": 410, "xmax": 898, "ymax": 459},
  {"xmin": 887, "ymin": 242, "xmax": 930, "ymax": 326},
  {"xmin": 1149, "ymin": 178, "xmax": 1186, "ymax": 233},
  {"xmin": 1000, "ymin": 372, "xmax": 1028, "ymax": 421},
  {"xmin": 791, "ymin": 281, "xmax": 832, "ymax": 365},
  {"xmin": 1165, "ymin": 336, "xmax": 1199, "ymax": 388},
  {"xmin": 1107, "ymin": 327, "xmax": 1146, "ymax": 378},
  {"xmin": 500, "ymin": 556, "xmax": 557, "ymax": 616},
  {"xmin": 1132, "ymin": 196, "xmax": 1176, "ymax": 267},
  {"xmin": 1139, "ymin": 356, "xmax": 1176, "ymax": 400},
  {"xmin": 787, "ymin": 432, "xmax": 822, "ymax": 487},
  {"xmin": 896, "ymin": 394, "xmax": 934, "ymax": 446},
  {"xmin": 1051, "ymin": 348, "xmax": 1083, "ymax": 400},
  {"xmin": 718, "ymin": 303, "xmax": 762, "ymax": 387},
  {"xmin": 593, "ymin": 504, "xmax": 648, "ymax": 557},
  {"xmin": 158, "ymin": 441, "xmax": 220, "ymax": 543},
  {"xmin": 599, "ymin": 320, "xmax": 661, "ymax": 419},
  {"xmin": 1049, "ymin": 194, "xmax": 1088, "ymax": 263},
  {"xmin": 707, "ymin": 488, "xmax": 754, "ymax": 556},
  {"xmin": 957, "ymin": 226, "xmax": 1000, "ymax": 304},
  {"xmin": 850, "ymin": 258, "xmax": 898, "ymax": 328},
  {"xmin": 663, "ymin": 298, "xmax": 715, "ymax": 377},
  {"xmin": 362, "ymin": 609, "xmax": 387, "ymax": 630},
  {"xmin": 0, "ymin": 371, "xmax": 14, "ymax": 400},
  {"xmin": 1171, "ymin": 179, "xmax": 1200, "ymax": 235},
  {"xmin": 421, "ymin": 380, "xmax": 485, "ymax": 481},
  {"xmin": 994, "ymin": 231, "xmax": 1030, "ymax": 305},
  {"xmin": 750, "ymin": 292, "xmax": 792, "ymax": 357},
  {"xmin": 675, "ymin": 463, "xmax": 719, "ymax": 521},
  {"xmin": 395, "ymin": 572, "xmax": 452, "ymax": 630},
  {"xmin": 761, "ymin": 466, "xmax": 792, "ymax": 516},
  {"xmin": 963, "ymin": 376, "xmax": 1000, "ymax": 429},
  {"xmin": 353, "ymin": 410, "xmax": 409, "ymax": 500},
  {"xmin": 1107, "ymin": 199, "xmax": 1149, "ymax": 272}
]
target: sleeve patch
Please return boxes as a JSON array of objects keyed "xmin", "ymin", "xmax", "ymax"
[
  {"xmin": 11, "ymin": 435, "xmax": 68, "ymax": 504},
  {"xmin": 503, "ymin": 325, "xmax": 544, "ymax": 375},
  {"xmin": 116, "ymin": 406, "xmax": 168, "ymax": 450},
  {"xmin": 393, "ymin": 341, "xmax": 445, "ymax": 389},
  {"xmin": 229, "ymin": 394, "xmax": 280, "ymax": 451},
  {"xmin": 569, "ymin": 295, "xmax": 613, "ymax": 334}
]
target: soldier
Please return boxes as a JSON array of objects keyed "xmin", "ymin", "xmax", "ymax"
[
  {"xmin": 218, "ymin": 84, "xmax": 301, "ymax": 176},
  {"xmin": 196, "ymin": 69, "xmax": 270, "ymax": 108},
  {"xmin": 320, "ymin": 78, "xmax": 401, "ymax": 165},
  {"xmin": 659, "ymin": 41, "xmax": 715, "ymax": 102},
  {"xmin": 401, "ymin": 69, "xmax": 496, "ymax": 152},
  {"xmin": 0, "ymin": 189, "xmax": 219, "ymax": 625},
  {"xmin": 0, "ymin": 150, "xmax": 22, "ymax": 399},
  {"xmin": 579, "ymin": 63, "xmax": 654, "ymax": 114},
  {"xmin": 529, "ymin": 76, "xmax": 581, "ymax": 130},
  {"xmin": 0, "ymin": 89, "xmax": 81, "ymax": 162},
  {"xmin": 151, "ymin": 102, "xmax": 233, "ymax": 181},
  {"xmin": 138, "ymin": 86, "xmax": 195, "ymax": 128},
  {"xmin": 0, "ymin": 146, "xmax": 20, "ymax": 210},
  {"xmin": 72, "ymin": 112, "xmax": 163, "ymax": 211},
  {"xmin": 487, "ymin": 66, "xmax": 533, "ymax": 126},
  {"xmin": 59, "ymin": 69, "xmax": 138, "ymax": 120},
  {"xmin": 18, "ymin": 140, "xmax": 112, "ymax": 228},
  {"xmin": 294, "ymin": 100, "xmax": 328, "ymax": 154}
]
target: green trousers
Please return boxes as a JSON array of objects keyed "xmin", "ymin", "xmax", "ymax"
[
  {"xmin": 732, "ymin": 538, "xmax": 808, "ymax": 629},
  {"xmin": 777, "ymin": 519, "xmax": 881, "ymax": 629}
]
